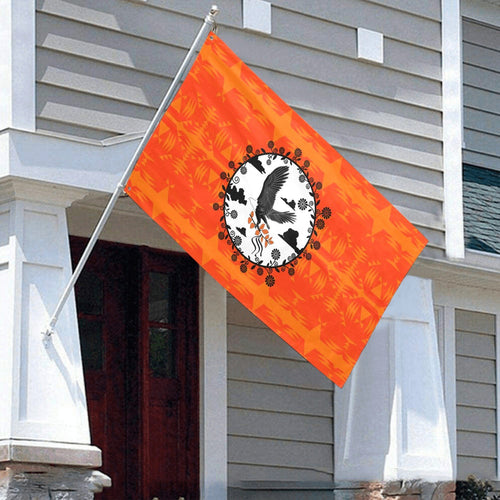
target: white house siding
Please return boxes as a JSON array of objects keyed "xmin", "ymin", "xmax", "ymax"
[
  {"xmin": 35, "ymin": 0, "xmax": 444, "ymax": 259},
  {"xmin": 462, "ymin": 18, "xmax": 500, "ymax": 172},
  {"xmin": 227, "ymin": 295, "xmax": 335, "ymax": 486},
  {"xmin": 34, "ymin": 0, "xmax": 453, "ymax": 491},
  {"xmin": 456, "ymin": 309, "xmax": 497, "ymax": 479},
  {"xmin": 459, "ymin": 20, "xmax": 499, "ymax": 481}
]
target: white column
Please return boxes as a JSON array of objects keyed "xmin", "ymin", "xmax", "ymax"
[
  {"xmin": 199, "ymin": 271, "xmax": 227, "ymax": 500},
  {"xmin": 0, "ymin": 0, "xmax": 36, "ymax": 131},
  {"xmin": 335, "ymin": 276, "xmax": 453, "ymax": 481},
  {"xmin": 0, "ymin": 178, "xmax": 100, "ymax": 466}
]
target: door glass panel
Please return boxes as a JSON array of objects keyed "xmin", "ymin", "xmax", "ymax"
[
  {"xmin": 149, "ymin": 327, "xmax": 176, "ymax": 378},
  {"xmin": 76, "ymin": 271, "xmax": 103, "ymax": 315},
  {"xmin": 148, "ymin": 271, "xmax": 175, "ymax": 323},
  {"xmin": 79, "ymin": 318, "xmax": 104, "ymax": 371}
]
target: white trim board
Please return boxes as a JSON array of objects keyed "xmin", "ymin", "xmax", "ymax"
[
  {"xmin": 0, "ymin": 129, "xmax": 140, "ymax": 193},
  {"xmin": 0, "ymin": 0, "xmax": 35, "ymax": 131},
  {"xmin": 442, "ymin": 0, "xmax": 465, "ymax": 260}
]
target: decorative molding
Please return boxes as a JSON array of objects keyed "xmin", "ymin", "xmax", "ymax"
[{"xmin": 0, "ymin": 177, "xmax": 88, "ymax": 207}]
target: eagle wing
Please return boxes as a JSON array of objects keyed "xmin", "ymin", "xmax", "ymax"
[
  {"xmin": 257, "ymin": 166, "xmax": 289, "ymax": 215},
  {"xmin": 267, "ymin": 208, "xmax": 296, "ymax": 224}
]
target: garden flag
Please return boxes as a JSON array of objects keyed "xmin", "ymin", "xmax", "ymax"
[{"xmin": 125, "ymin": 32, "xmax": 427, "ymax": 387}]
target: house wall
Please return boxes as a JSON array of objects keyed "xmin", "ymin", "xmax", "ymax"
[
  {"xmin": 462, "ymin": 18, "xmax": 500, "ymax": 172},
  {"xmin": 227, "ymin": 295, "xmax": 334, "ymax": 485},
  {"xmin": 35, "ymin": 0, "xmax": 444, "ymax": 259},
  {"xmin": 455, "ymin": 309, "xmax": 497, "ymax": 479},
  {"xmin": 461, "ymin": 16, "xmax": 500, "ymax": 255},
  {"xmin": 0, "ymin": 0, "xmax": 495, "ymax": 495},
  {"xmin": 455, "ymin": 13, "xmax": 500, "ymax": 481},
  {"xmin": 432, "ymin": 275, "xmax": 500, "ymax": 483},
  {"xmin": 37, "ymin": 0, "xmax": 446, "ymax": 490}
]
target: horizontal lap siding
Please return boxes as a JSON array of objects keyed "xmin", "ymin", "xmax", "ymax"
[
  {"xmin": 456, "ymin": 309, "xmax": 497, "ymax": 479},
  {"xmin": 36, "ymin": 0, "xmax": 444, "ymax": 257},
  {"xmin": 227, "ymin": 295, "xmax": 334, "ymax": 483},
  {"xmin": 463, "ymin": 19, "xmax": 500, "ymax": 171}
]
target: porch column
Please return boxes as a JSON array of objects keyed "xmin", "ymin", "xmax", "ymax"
[
  {"xmin": 200, "ymin": 271, "xmax": 228, "ymax": 500},
  {"xmin": 335, "ymin": 275, "xmax": 453, "ymax": 482},
  {"xmin": 0, "ymin": 178, "xmax": 109, "ymax": 498}
]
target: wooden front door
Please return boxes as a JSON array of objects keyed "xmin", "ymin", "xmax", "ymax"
[{"xmin": 72, "ymin": 239, "xmax": 199, "ymax": 500}]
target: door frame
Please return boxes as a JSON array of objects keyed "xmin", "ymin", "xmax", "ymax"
[
  {"xmin": 71, "ymin": 237, "xmax": 202, "ymax": 498},
  {"xmin": 71, "ymin": 231, "xmax": 229, "ymax": 499}
]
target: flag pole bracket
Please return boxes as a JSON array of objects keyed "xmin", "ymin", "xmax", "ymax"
[{"xmin": 43, "ymin": 323, "xmax": 55, "ymax": 338}]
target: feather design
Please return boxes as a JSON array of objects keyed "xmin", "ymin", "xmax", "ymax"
[{"xmin": 256, "ymin": 166, "xmax": 296, "ymax": 226}]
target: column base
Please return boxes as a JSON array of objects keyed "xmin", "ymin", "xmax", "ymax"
[
  {"xmin": 0, "ymin": 463, "xmax": 111, "ymax": 500},
  {"xmin": 0, "ymin": 441, "xmax": 110, "ymax": 499},
  {"xmin": 0, "ymin": 440, "xmax": 101, "ymax": 467},
  {"xmin": 334, "ymin": 480, "xmax": 455, "ymax": 499}
]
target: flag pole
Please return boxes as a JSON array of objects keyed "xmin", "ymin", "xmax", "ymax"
[{"xmin": 43, "ymin": 5, "xmax": 220, "ymax": 337}]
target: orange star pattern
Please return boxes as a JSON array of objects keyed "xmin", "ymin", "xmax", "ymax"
[{"xmin": 125, "ymin": 33, "xmax": 427, "ymax": 387}]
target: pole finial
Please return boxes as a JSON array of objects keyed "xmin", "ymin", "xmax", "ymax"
[{"xmin": 206, "ymin": 5, "xmax": 220, "ymax": 24}]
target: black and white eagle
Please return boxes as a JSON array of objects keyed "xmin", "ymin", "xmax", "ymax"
[{"xmin": 255, "ymin": 166, "xmax": 296, "ymax": 227}]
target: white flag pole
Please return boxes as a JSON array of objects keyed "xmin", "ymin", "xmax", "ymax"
[{"xmin": 43, "ymin": 5, "xmax": 220, "ymax": 337}]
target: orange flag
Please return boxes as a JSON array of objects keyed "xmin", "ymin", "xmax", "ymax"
[{"xmin": 126, "ymin": 33, "xmax": 427, "ymax": 387}]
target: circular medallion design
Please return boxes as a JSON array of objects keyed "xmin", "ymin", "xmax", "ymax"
[{"xmin": 223, "ymin": 153, "xmax": 316, "ymax": 267}]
